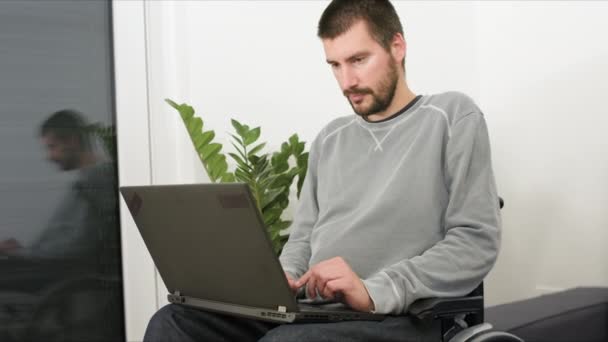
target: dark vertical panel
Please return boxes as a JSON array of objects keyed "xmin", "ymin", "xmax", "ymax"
[{"xmin": 0, "ymin": 1, "xmax": 125, "ymax": 340}]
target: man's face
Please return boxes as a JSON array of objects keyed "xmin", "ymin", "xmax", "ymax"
[
  {"xmin": 41, "ymin": 133, "xmax": 80, "ymax": 171},
  {"xmin": 322, "ymin": 20, "xmax": 402, "ymax": 118}
]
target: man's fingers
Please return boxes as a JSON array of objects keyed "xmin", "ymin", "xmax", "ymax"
[
  {"xmin": 294, "ymin": 271, "xmax": 310, "ymax": 288},
  {"xmin": 287, "ymin": 278, "xmax": 298, "ymax": 291},
  {"xmin": 307, "ymin": 274, "xmax": 319, "ymax": 299},
  {"xmin": 285, "ymin": 272, "xmax": 297, "ymax": 290},
  {"xmin": 316, "ymin": 271, "xmax": 337, "ymax": 298},
  {"xmin": 0, "ymin": 238, "xmax": 21, "ymax": 252},
  {"xmin": 320, "ymin": 279, "xmax": 339, "ymax": 300},
  {"xmin": 296, "ymin": 259, "xmax": 352, "ymax": 299},
  {"xmin": 295, "ymin": 271, "xmax": 319, "ymax": 298},
  {"xmin": 309, "ymin": 270, "xmax": 342, "ymax": 299},
  {"xmin": 323, "ymin": 278, "xmax": 346, "ymax": 300},
  {"xmin": 299, "ymin": 268, "xmax": 325, "ymax": 299}
]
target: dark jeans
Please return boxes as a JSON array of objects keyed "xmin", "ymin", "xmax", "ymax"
[{"xmin": 144, "ymin": 304, "xmax": 440, "ymax": 342}]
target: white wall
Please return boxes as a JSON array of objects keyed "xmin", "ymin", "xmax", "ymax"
[
  {"xmin": 476, "ymin": 1, "xmax": 608, "ymax": 305},
  {"xmin": 174, "ymin": 1, "xmax": 479, "ymax": 158},
  {"xmin": 113, "ymin": 2, "xmax": 158, "ymax": 341},
  {"xmin": 114, "ymin": 1, "xmax": 608, "ymax": 339}
]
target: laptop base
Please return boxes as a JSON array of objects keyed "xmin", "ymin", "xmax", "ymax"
[{"xmin": 168, "ymin": 293, "xmax": 384, "ymax": 324}]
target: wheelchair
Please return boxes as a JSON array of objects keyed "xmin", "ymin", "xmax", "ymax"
[
  {"xmin": 0, "ymin": 250, "xmax": 123, "ymax": 341},
  {"xmin": 409, "ymin": 283, "xmax": 523, "ymax": 342},
  {"xmin": 408, "ymin": 197, "xmax": 523, "ymax": 342}
]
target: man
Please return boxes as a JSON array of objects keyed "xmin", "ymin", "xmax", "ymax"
[
  {"xmin": 144, "ymin": 0, "xmax": 500, "ymax": 341},
  {"xmin": 0, "ymin": 109, "xmax": 118, "ymax": 264},
  {"xmin": 0, "ymin": 110, "xmax": 122, "ymax": 340}
]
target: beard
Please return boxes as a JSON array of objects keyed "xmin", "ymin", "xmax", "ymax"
[
  {"xmin": 56, "ymin": 156, "xmax": 78, "ymax": 171},
  {"xmin": 344, "ymin": 59, "xmax": 399, "ymax": 118},
  {"xmin": 54, "ymin": 148, "xmax": 80, "ymax": 171}
]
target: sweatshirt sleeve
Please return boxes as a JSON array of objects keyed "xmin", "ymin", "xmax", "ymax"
[
  {"xmin": 362, "ymin": 112, "xmax": 501, "ymax": 314},
  {"xmin": 278, "ymin": 133, "xmax": 322, "ymax": 279}
]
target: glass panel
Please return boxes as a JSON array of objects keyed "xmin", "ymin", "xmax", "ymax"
[{"xmin": 0, "ymin": 1, "xmax": 124, "ymax": 341}]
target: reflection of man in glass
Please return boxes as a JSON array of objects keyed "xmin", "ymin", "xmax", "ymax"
[
  {"xmin": 0, "ymin": 110, "xmax": 121, "ymax": 341},
  {"xmin": 0, "ymin": 109, "xmax": 118, "ymax": 269}
]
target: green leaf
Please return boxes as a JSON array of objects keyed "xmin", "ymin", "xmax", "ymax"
[
  {"xmin": 207, "ymin": 152, "xmax": 223, "ymax": 169},
  {"xmin": 165, "ymin": 99, "xmax": 195, "ymax": 120},
  {"xmin": 269, "ymin": 174, "xmax": 291, "ymax": 189},
  {"xmin": 195, "ymin": 131, "xmax": 215, "ymax": 149},
  {"xmin": 248, "ymin": 142, "xmax": 266, "ymax": 156},
  {"xmin": 262, "ymin": 188, "xmax": 284, "ymax": 210},
  {"xmin": 243, "ymin": 127, "xmax": 261, "ymax": 146},
  {"xmin": 274, "ymin": 161, "xmax": 289, "ymax": 174},
  {"xmin": 187, "ymin": 117, "xmax": 203, "ymax": 135},
  {"xmin": 200, "ymin": 143, "xmax": 222, "ymax": 161},
  {"xmin": 228, "ymin": 152, "xmax": 250, "ymax": 171},
  {"xmin": 263, "ymin": 207, "xmax": 282, "ymax": 226},
  {"xmin": 210, "ymin": 155, "xmax": 228, "ymax": 181},
  {"xmin": 218, "ymin": 163, "xmax": 229, "ymax": 180},
  {"xmin": 230, "ymin": 118, "xmax": 243, "ymax": 131},
  {"xmin": 270, "ymin": 230, "xmax": 280, "ymax": 243},
  {"xmin": 269, "ymin": 194, "xmax": 289, "ymax": 213},
  {"xmin": 297, "ymin": 153, "xmax": 309, "ymax": 168},
  {"xmin": 230, "ymin": 142, "xmax": 248, "ymax": 162},
  {"xmin": 231, "ymin": 119, "xmax": 246, "ymax": 138},
  {"xmin": 269, "ymin": 219, "xmax": 292, "ymax": 233},
  {"xmin": 277, "ymin": 195, "xmax": 290, "ymax": 210},
  {"xmin": 257, "ymin": 154, "xmax": 270, "ymax": 167},
  {"xmin": 297, "ymin": 173, "xmax": 306, "ymax": 198},
  {"xmin": 165, "ymin": 98, "xmax": 179, "ymax": 109},
  {"xmin": 256, "ymin": 165, "xmax": 274, "ymax": 183},
  {"xmin": 272, "ymin": 151, "xmax": 289, "ymax": 163},
  {"xmin": 289, "ymin": 134, "xmax": 299, "ymax": 147},
  {"xmin": 271, "ymin": 152, "xmax": 289, "ymax": 173},
  {"xmin": 229, "ymin": 133, "xmax": 243, "ymax": 146},
  {"xmin": 221, "ymin": 173, "xmax": 236, "ymax": 183},
  {"xmin": 235, "ymin": 168, "xmax": 252, "ymax": 183},
  {"xmin": 259, "ymin": 173, "xmax": 281, "ymax": 189},
  {"xmin": 248, "ymin": 154, "xmax": 261, "ymax": 166},
  {"xmin": 179, "ymin": 105, "xmax": 195, "ymax": 120},
  {"xmin": 295, "ymin": 142, "xmax": 305, "ymax": 156},
  {"xmin": 206, "ymin": 154, "xmax": 222, "ymax": 181}
]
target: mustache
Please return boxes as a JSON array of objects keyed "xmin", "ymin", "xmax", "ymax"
[{"xmin": 343, "ymin": 87, "xmax": 373, "ymax": 97}]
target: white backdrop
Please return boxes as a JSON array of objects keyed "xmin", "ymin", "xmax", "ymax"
[
  {"xmin": 114, "ymin": 1, "xmax": 608, "ymax": 340},
  {"xmin": 476, "ymin": 1, "xmax": 608, "ymax": 304}
]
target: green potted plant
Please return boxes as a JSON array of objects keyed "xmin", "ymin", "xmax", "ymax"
[{"xmin": 166, "ymin": 99, "xmax": 308, "ymax": 254}]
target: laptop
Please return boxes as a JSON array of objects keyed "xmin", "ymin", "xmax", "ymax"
[{"xmin": 119, "ymin": 183, "xmax": 384, "ymax": 323}]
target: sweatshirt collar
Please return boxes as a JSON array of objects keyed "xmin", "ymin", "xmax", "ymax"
[{"xmin": 356, "ymin": 95, "xmax": 424, "ymax": 129}]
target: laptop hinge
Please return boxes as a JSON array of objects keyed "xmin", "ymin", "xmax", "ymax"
[{"xmin": 168, "ymin": 290, "xmax": 186, "ymax": 304}]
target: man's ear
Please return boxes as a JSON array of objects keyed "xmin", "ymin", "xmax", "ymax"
[
  {"xmin": 65, "ymin": 135, "xmax": 81, "ymax": 149},
  {"xmin": 390, "ymin": 33, "xmax": 406, "ymax": 64}
]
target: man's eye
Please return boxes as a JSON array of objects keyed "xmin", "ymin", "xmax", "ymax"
[{"xmin": 354, "ymin": 57, "xmax": 365, "ymax": 64}]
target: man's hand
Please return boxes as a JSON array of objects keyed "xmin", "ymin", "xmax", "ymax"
[
  {"xmin": 0, "ymin": 238, "xmax": 22, "ymax": 253},
  {"xmin": 295, "ymin": 257, "xmax": 374, "ymax": 312},
  {"xmin": 285, "ymin": 272, "xmax": 299, "ymax": 293}
]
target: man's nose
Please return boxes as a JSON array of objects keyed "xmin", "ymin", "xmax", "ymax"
[
  {"xmin": 339, "ymin": 67, "xmax": 358, "ymax": 91},
  {"xmin": 47, "ymin": 152, "xmax": 57, "ymax": 162}
]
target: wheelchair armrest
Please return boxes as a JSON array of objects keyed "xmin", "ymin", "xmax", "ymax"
[{"xmin": 409, "ymin": 295, "xmax": 484, "ymax": 321}]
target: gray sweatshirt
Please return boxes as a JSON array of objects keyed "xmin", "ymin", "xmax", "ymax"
[{"xmin": 279, "ymin": 91, "xmax": 501, "ymax": 314}]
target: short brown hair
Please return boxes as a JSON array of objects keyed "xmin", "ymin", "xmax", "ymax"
[
  {"xmin": 318, "ymin": 0, "xmax": 404, "ymax": 52},
  {"xmin": 40, "ymin": 109, "xmax": 91, "ymax": 150}
]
